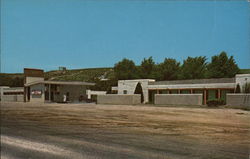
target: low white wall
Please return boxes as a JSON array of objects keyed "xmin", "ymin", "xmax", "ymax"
[
  {"xmin": 226, "ymin": 94, "xmax": 250, "ymax": 107},
  {"xmin": 1, "ymin": 95, "xmax": 24, "ymax": 102},
  {"xmin": 87, "ymin": 90, "xmax": 106, "ymax": 99},
  {"xmin": 97, "ymin": 94, "xmax": 141, "ymax": 105},
  {"xmin": 155, "ymin": 94, "xmax": 203, "ymax": 105}
]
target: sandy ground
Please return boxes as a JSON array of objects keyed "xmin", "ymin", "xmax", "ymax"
[{"xmin": 1, "ymin": 102, "xmax": 250, "ymax": 159}]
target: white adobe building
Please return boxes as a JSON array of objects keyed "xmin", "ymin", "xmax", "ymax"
[{"xmin": 112, "ymin": 74, "xmax": 250, "ymax": 104}]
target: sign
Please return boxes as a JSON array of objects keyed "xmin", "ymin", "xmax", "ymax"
[{"xmin": 31, "ymin": 90, "xmax": 42, "ymax": 95}]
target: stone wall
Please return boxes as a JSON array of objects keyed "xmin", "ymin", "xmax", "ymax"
[
  {"xmin": 155, "ymin": 94, "xmax": 203, "ymax": 105},
  {"xmin": 97, "ymin": 94, "xmax": 141, "ymax": 105},
  {"xmin": 1, "ymin": 95, "xmax": 24, "ymax": 102},
  {"xmin": 226, "ymin": 94, "xmax": 250, "ymax": 107}
]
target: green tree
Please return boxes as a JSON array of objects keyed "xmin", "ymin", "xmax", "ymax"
[
  {"xmin": 91, "ymin": 78, "xmax": 117, "ymax": 93},
  {"xmin": 207, "ymin": 52, "xmax": 239, "ymax": 78},
  {"xmin": 180, "ymin": 56, "xmax": 207, "ymax": 79},
  {"xmin": 114, "ymin": 58, "xmax": 138, "ymax": 80},
  {"xmin": 157, "ymin": 58, "xmax": 180, "ymax": 80},
  {"xmin": 139, "ymin": 57, "xmax": 156, "ymax": 79}
]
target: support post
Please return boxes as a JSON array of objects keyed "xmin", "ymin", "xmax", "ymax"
[
  {"xmin": 24, "ymin": 87, "xmax": 26, "ymax": 102},
  {"xmin": 178, "ymin": 89, "xmax": 180, "ymax": 94},
  {"xmin": 203, "ymin": 89, "xmax": 207, "ymax": 105},
  {"xmin": 49, "ymin": 84, "xmax": 51, "ymax": 102},
  {"xmin": 218, "ymin": 89, "xmax": 221, "ymax": 99},
  {"xmin": 157, "ymin": 89, "xmax": 160, "ymax": 94},
  {"xmin": 190, "ymin": 89, "xmax": 193, "ymax": 94}
]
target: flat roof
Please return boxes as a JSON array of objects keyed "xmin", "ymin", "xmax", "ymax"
[
  {"xmin": 24, "ymin": 80, "xmax": 95, "ymax": 87},
  {"xmin": 148, "ymin": 83, "xmax": 235, "ymax": 89},
  {"xmin": 118, "ymin": 79, "xmax": 156, "ymax": 82},
  {"xmin": 149, "ymin": 78, "xmax": 235, "ymax": 85}
]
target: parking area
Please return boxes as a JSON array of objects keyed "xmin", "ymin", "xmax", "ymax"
[{"xmin": 1, "ymin": 102, "xmax": 250, "ymax": 159}]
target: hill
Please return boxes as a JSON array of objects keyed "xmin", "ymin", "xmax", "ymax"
[
  {"xmin": 45, "ymin": 67, "xmax": 114, "ymax": 82},
  {"xmin": 0, "ymin": 67, "xmax": 115, "ymax": 87},
  {"xmin": 1, "ymin": 68, "xmax": 249, "ymax": 87},
  {"xmin": 238, "ymin": 69, "xmax": 250, "ymax": 74}
]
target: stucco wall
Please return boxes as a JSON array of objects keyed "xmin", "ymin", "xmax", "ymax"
[
  {"xmin": 235, "ymin": 74, "xmax": 250, "ymax": 92},
  {"xmin": 155, "ymin": 94, "xmax": 203, "ymax": 105},
  {"xmin": 30, "ymin": 84, "xmax": 45, "ymax": 103},
  {"xmin": 117, "ymin": 79, "xmax": 155, "ymax": 103},
  {"xmin": 86, "ymin": 90, "xmax": 106, "ymax": 99},
  {"xmin": 26, "ymin": 77, "xmax": 44, "ymax": 84},
  {"xmin": 1, "ymin": 95, "xmax": 24, "ymax": 102},
  {"xmin": 226, "ymin": 94, "xmax": 250, "ymax": 107},
  {"xmin": 97, "ymin": 94, "xmax": 141, "ymax": 105}
]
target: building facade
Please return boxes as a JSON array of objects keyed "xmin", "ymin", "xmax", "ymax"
[
  {"xmin": 24, "ymin": 68, "xmax": 95, "ymax": 103},
  {"xmin": 112, "ymin": 74, "xmax": 250, "ymax": 104},
  {"xmin": 0, "ymin": 86, "xmax": 24, "ymax": 102}
]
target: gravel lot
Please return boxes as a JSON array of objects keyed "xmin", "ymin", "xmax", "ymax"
[{"xmin": 1, "ymin": 102, "xmax": 250, "ymax": 159}]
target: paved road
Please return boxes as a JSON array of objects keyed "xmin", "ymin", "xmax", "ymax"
[{"xmin": 1, "ymin": 102, "xmax": 250, "ymax": 159}]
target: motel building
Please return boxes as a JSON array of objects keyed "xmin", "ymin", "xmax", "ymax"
[
  {"xmin": 23, "ymin": 68, "xmax": 95, "ymax": 103},
  {"xmin": 111, "ymin": 74, "xmax": 250, "ymax": 105}
]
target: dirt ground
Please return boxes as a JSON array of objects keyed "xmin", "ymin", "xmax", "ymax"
[{"xmin": 1, "ymin": 102, "xmax": 250, "ymax": 159}]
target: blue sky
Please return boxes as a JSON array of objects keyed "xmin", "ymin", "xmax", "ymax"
[{"xmin": 1, "ymin": 0, "xmax": 249, "ymax": 73}]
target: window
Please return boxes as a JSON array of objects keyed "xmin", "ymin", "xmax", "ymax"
[
  {"xmin": 123, "ymin": 90, "xmax": 127, "ymax": 94},
  {"xmin": 3, "ymin": 92, "xmax": 24, "ymax": 95}
]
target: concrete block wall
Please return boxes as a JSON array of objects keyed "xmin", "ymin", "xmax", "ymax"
[
  {"xmin": 226, "ymin": 94, "xmax": 250, "ymax": 107},
  {"xmin": 155, "ymin": 94, "xmax": 203, "ymax": 105},
  {"xmin": 16, "ymin": 95, "xmax": 24, "ymax": 102},
  {"xmin": 97, "ymin": 94, "xmax": 141, "ymax": 105},
  {"xmin": 1, "ymin": 95, "xmax": 24, "ymax": 102}
]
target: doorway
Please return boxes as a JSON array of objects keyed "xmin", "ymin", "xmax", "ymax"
[{"xmin": 134, "ymin": 83, "xmax": 144, "ymax": 103}]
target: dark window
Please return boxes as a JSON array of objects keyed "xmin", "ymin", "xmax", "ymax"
[{"xmin": 3, "ymin": 92, "xmax": 24, "ymax": 95}]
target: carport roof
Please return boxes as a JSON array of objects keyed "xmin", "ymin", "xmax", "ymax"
[{"xmin": 24, "ymin": 80, "xmax": 95, "ymax": 87}]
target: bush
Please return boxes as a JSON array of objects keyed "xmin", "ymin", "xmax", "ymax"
[{"xmin": 207, "ymin": 99, "xmax": 225, "ymax": 107}]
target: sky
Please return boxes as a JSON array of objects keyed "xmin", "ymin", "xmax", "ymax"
[{"xmin": 1, "ymin": 0, "xmax": 249, "ymax": 73}]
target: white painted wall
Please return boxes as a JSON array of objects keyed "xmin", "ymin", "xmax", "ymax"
[
  {"xmin": 235, "ymin": 74, "xmax": 250, "ymax": 92},
  {"xmin": 26, "ymin": 77, "xmax": 44, "ymax": 84},
  {"xmin": 86, "ymin": 90, "xmax": 106, "ymax": 99},
  {"xmin": 0, "ymin": 86, "xmax": 10, "ymax": 96},
  {"xmin": 0, "ymin": 87, "xmax": 24, "ymax": 102},
  {"xmin": 1, "ymin": 95, "xmax": 24, "ymax": 102},
  {"xmin": 116, "ymin": 79, "xmax": 155, "ymax": 103}
]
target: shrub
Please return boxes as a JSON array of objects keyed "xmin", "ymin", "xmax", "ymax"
[{"xmin": 207, "ymin": 99, "xmax": 225, "ymax": 107}]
